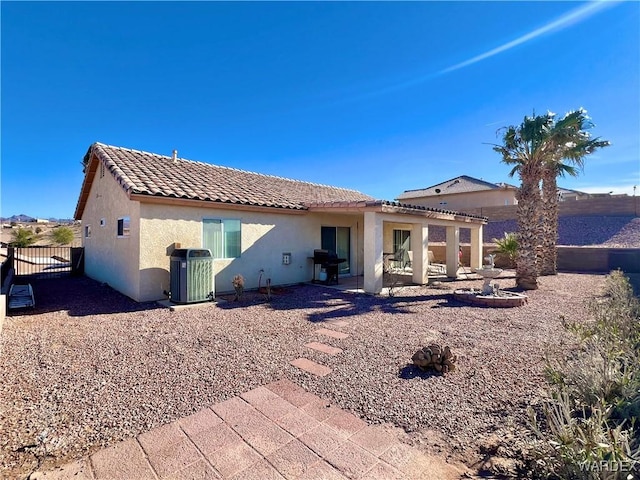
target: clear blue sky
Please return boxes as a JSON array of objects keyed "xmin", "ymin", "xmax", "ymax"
[{"xmin": 2, "ymin": 1, "xmax": 638, "ymax": 219}]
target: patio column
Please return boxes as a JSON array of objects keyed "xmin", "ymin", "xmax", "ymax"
[
  {"xmin": 411, "ymin": 222, "xmax": 429, "ymax": 285},
  {"xmin": 470, "ymin": 225, "xmax": 483, "ymax": 270},
  {"xmin": 363, "ymin": 211, "xmax": 384, "ymax": 294},
  {"xmin": 445, "ymin": 226, "xmax": 460, "ymax": 278}
]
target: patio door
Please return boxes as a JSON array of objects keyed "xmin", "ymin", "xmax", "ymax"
[
  {"xmin": 393, "ymin": 229, "xmax": 411, "ymax": 253},
  {"xmin": 321, "ymin": 226, "xmax": 350, "ymax": 274},
  {"xmin": 393, "ymin": 229, "xmax": 411, "ymax": 266}
]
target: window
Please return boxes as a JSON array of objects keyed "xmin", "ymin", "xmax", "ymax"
[
  {"xmin": 84, "ymin": 225, "xmax": 91, "ymax": 238},
  {"xmin": 203, "ymin": 219, "xmax": 241, "ymax": 258},
  {"xmin": 117, "ymin": 216, "xmax": 130, "ymax": 237}
]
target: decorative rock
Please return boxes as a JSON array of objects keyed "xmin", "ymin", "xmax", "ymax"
[{"xmin": 411, "ymin": 343, "xmax": 457, "ymax": 374}]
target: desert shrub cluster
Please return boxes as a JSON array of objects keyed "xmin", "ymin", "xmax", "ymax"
[{"xmin": 526, "ymin": 270, "xmax": 640, "ymax": 479}]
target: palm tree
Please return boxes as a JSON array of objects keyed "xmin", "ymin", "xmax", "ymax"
[
  {"xmin": 539, "ymin": 109, "xmax": 609, "ymax": 276},
  {"xmin": 493, "ymin": 113, "xmax": 557, "ymax": 290}
]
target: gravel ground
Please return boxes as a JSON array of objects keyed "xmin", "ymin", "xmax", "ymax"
[{"xmin": 0, "ymin": 272, "xmax": 610, "ymax": 478}]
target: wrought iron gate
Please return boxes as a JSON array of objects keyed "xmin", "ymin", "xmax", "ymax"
[{"xmin": 6, "ymin": 247, "xmax": 84, "ymax": 279}]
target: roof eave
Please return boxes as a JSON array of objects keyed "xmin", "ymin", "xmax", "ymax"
[
  {"xmin": 130, "ymin": 193, "xmax": 309, "ymax": 214},
  {"xmin": 74, "ymin": 146, "xmax": 99, "ymax": 220}
]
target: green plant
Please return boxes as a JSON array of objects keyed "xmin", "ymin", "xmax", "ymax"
[
  {"xmin": 492, "ymin": 232, "xmax": 518, "ymax": 267},
  {"xmin": 10, "ymin": 227, "xmax": 37, "ymax": 247},
  {"xmin": 382, "ymin": 256, "xmax": 403, "ymax": 297},
  {"xmin": 51, "ymin": 226, "xmax": 74, "ymax": 245},
  {"xmin": 232, "ymin": 274, "xmax": 244, "ymax": 301},
  {"xmin": 525, "ymin": 271, "xmax": 640, "ymax": 479}
]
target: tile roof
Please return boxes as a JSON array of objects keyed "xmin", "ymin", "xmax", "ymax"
[
  {"xmin": 397, "ymin": 175, "xmax": 514, "ymax": 200},
  {"xmin": 75, "ymin": 143, "xmax": 375, "ymax": 218},
  {"xmin": 305, "ymin": 199, "xmax": 487, "ymax": 221}
]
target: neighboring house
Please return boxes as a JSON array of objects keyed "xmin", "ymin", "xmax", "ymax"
[
  {"xmin": 397, "ymin": 176, "xmax": 519, "ymax": 210},
  {"xmin": 557, "ymin": 187, "xmax": 592, "ymax": 201},
  {"xmin": 398, "ymin": 175, "xmax": 599, "ymax": 210},
  {"xmin": 74, "ymin": 143, "xmax": 487, "ymax": 301}
]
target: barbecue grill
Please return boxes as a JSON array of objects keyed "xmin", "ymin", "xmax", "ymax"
[{"xmin": 312, "ymin": 249, "xmax": 347, "ymax": 285}]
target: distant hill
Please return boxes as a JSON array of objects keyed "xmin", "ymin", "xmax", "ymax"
[
  {"xmin": 1, "ymin": 214, "xmax": 35, "ymax": 223},
  {"xmin": 1, "ymin": 221, "xmax": 82, "ymax": 247},
  {"xmin": 1, "ymin": 214, "xmax": 75, "ymax": 224}
]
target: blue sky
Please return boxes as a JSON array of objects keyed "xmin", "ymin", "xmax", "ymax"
[{"xmin": 2, "ymin": 1, "xmax": 639, "ymax": 219}]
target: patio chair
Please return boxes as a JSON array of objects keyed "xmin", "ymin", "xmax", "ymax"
[
  {"xmin": 427, "ymin": 250, "xmax": 446, "ymax": 275},
  {"xmin": 405, "ymin": 251, "xmax": 413, "ymax": 272},
  {"xmin": 388, "ymin": 249, "xmax": 404, "ymax": 272}
]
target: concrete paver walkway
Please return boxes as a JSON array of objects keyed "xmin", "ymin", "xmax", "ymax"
[{"xmin": 33, "ymin": 379, "xmax": 462, "ymax": 480}]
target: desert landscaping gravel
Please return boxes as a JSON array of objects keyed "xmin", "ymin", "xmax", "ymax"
[{"xmin": 0, "ymin": 272, "xmax": 613, "ymax": 477}]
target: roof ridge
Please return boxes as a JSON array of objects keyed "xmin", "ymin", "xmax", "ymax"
[
  {"xmin": 402, "ymin": 175, "xmax": 499, "ymax": 194},
  {"xmin": 93, "ymin": 142, "xmax": 170, "ymax": 161}
]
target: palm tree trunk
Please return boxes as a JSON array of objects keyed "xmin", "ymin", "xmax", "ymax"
[
  {"xmin": 515, "ymin": 166, "xmax": 541, "ymax": 290},
  {"xmin": 540, "ymin": 168, "xmax": 559, "ymax": 275}
]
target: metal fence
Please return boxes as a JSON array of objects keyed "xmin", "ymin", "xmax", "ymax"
[
  {"xmin": 10, "ymin": 247, "xmax": 84, "ymax": 279},
  {"xmin": 1, "ymin": 247, "xmax": 14, "ymax": 289}
]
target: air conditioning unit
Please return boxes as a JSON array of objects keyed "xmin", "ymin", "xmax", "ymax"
[{"xmin": 169, "ymin": 248, "xmax": 214, "ymax": 304}]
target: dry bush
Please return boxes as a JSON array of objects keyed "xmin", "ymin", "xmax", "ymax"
[{"xmin": 525, "ymin": 270, "xmax": 640, "ymax": 479}]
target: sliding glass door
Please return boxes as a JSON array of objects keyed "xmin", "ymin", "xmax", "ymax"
[{"xmin": 321, "ymin": 226, "xmax": 350, "ymax": 274}]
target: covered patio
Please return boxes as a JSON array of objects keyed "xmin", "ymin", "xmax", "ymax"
[{"xmin": 306, "ymin": 201, "xmax": 487, "ymax": 295}]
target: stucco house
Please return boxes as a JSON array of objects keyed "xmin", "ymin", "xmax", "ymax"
[
  {"xmin": 557, "ymin": 187, "xmax": 592, "ymax": 201},
  {"xmin": 397, "ymin": 176, "xmax": 519, "ymax": 210},
  {"xmin": 74, "ymin": 143, "xmax": 487, "ymax": 301},
  {"xmin": 398, "ymin": 175, "xmax": 596, "ymax": 211}
]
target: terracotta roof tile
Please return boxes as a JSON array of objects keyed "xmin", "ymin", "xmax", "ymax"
[{"xmin": 81, "ymin": 143, "xmax": 374, "ymax": 213}]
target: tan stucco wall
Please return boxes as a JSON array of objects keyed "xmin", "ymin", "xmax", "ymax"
[
  {"xmin": 405, "ymin": 189, "xmax": 517, "ymax": 211},
  {"xmin": 81, "ymin": 168, "xmax": 141, "ymax": 301},
  {"xmin": 139, "ymin": 203, "xmax": 365, "ymax": 301},
  {"xmin": 464, "ymin": 196, "xmax": 640, "ymax": 221}
]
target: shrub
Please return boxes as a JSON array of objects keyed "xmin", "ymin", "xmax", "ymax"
[
  {"xmin": 232, "ymin": 274, "xmax": 244, "ymax": 301},
  {"xmin": 10, "ymin": 227, "xmax": 37, "ymax": 247},
  {"xmin": 51, "ymin": 226, "xmax": 74, "ymax": 245},
  {"xmin": 492, "ymin": 232, "xmax": 518, "ymax": 267},
  {"xmin": 526, "ymin": 270, "xmax": 640, "ymax": 479}
]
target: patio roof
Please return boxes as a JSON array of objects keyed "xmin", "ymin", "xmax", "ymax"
[{"xmin": 305, "ymin": 200, "xmax": 487, "ymax": 224}]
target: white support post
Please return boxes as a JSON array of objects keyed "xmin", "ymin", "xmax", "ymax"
[
  {"xmin": 470, "ymin": 226, "xmax": 483, "ymax": 270},
  {"xmin": 445, "ymin": 226, "xmax": 460, "ymax": 278},
  {"xmin": 363, "ymin": 212, "xmax": 384, "ymax": 294},
  {"xmin": 411, "ymin": 222, "xmax": 429, "ymax": 285}
]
